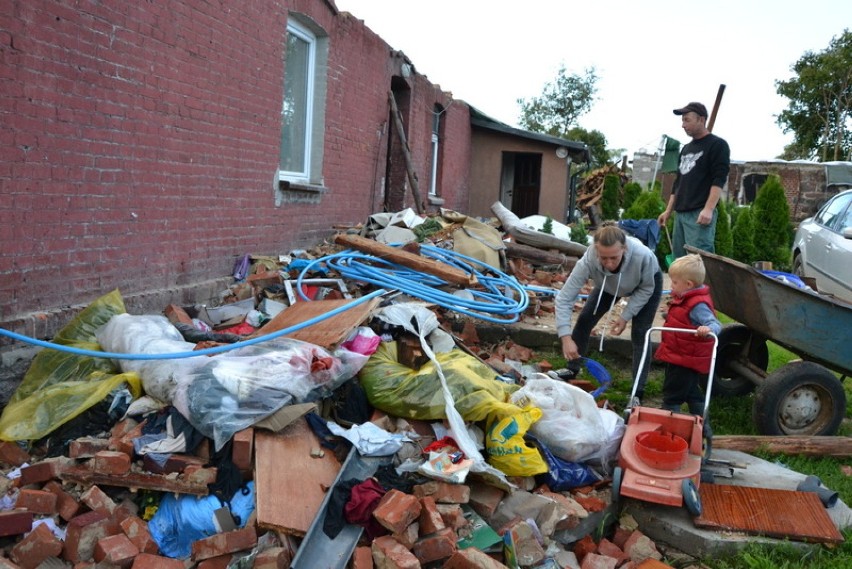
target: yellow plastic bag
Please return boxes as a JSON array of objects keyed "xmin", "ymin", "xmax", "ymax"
[
  {"xmin": 358, "ymin": 341, "xmax": 520, "ymax": 422},
  {"xmin": 0, "ymin": 289, "xmax": 142, "ymax": 441},
  {"xmin": 485, "ymin": 406, "xmax": 548, "ymax": 476}
]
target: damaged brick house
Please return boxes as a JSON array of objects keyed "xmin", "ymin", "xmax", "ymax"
[{"xmin": 0, "ymin": 1, "xmax": 588, "ymax": 390}]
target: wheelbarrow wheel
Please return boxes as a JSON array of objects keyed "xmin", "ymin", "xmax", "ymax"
[
  {"xmin": 707, "ymin": 324, "xmax": 768, "ymax": 397},
  {"xmin": 682, "ymin": 478, "xmax": 702, "ymax": 517},
  {"xmin": 753, "ymin": 361, "xmax": 847, "ymax": 436}
]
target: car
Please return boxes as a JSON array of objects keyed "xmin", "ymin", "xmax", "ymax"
[{"xmin": 791, "ymin": 188, "xmax": 852, "ymax": 304}]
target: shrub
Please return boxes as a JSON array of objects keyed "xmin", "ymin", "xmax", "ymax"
[
  {"xmin": 622, "ymin": 189, "xmax": 666, "ymax": 221},
  {"xmin": 622, "ymin": 182, "xmax": 642, "ymax": 211},
  {"xmin": 751, "ymin": 175, "xmax": 792, "ymax": 269},
  {"xmin": 600, "ymin": 174, "xmax": 621, "ymax": 220},
  {"xmin": 731, "ymin": 206, "xmax": 757, "ymax": 265},
  {"xmin": 570, "ymin": 218, "xmax": 588, "ymax": 244},
  {"xmin": 541, "ymin": 216, "xmax": 554, "ymax": 235},
  {"xmin": 714, "ymin": 199, "xmax": 734, "ymax": 258}
]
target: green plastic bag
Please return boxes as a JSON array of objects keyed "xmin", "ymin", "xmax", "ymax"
[
  {"xmin": 0, "ymin": 289, "xmax": 142, "ymax": 441},
  {"xmin": 358, "ymin": 341, "xmax": 520, "ymax": 422}
]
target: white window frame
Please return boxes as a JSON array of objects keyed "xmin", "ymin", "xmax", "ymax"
[
  {"xmin": 429, "ymin": 108, "xmax": 441, "ymax": 196},
  {"xmin": 280, "ymin": 20, "xmax": 316, "ymax": 183}
]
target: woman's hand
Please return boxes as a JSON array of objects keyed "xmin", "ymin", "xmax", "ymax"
[{"xmin": 561, "ymin": 336, "xmax": 580, "ymax": 361}]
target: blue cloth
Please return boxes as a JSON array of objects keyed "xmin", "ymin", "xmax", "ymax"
[{"xmin": 618, "ymin": 219, "xmax": 661, "ymax": 252}]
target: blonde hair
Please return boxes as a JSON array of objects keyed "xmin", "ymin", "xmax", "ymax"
[{"xmin": 669, "ymin": 254, "xmax": 706, "ymax": 285}]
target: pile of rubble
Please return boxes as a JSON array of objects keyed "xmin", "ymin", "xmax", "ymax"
[{"xmin": 6, "ymin": 204, "xmax": 840, "ymax": 569}]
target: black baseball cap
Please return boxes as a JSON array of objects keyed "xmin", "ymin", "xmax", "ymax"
[{"xmin": 673, "ymin": 102, "xmax": 708, "ymax": 118}]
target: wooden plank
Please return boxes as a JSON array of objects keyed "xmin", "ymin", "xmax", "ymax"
[
  {"xmin": 713, "ymin": 435, "xmax": 852, "ymax": 458},
  {"xmin": 254, "ymin": 420, "xmax": 342, "ymax": 536},
  {"xmin": 249, "ymin": 296, "xmax": 381, "ymax": 348},
  {"xmin": 334, "ymin": 233, "xmax": 478, "ymax": 287},
  {"xmin": 695, "ymin": 484, "xmax": 843, "ymax": 544}
]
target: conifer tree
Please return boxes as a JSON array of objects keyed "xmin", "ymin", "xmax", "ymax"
[
  {"xmin": 714, "ymin": 199, "xmax": 734, "ymax": 258},
  {"xmin": 751, "ymin": 175, "xmax": 792, "ymax": 268},
  {"xmin": 600, "ymin": 174, "xmax": 621, "ymax": 220},
  {"xmin": 731, "ymin": 207, "xmax": 757, "ymax": 265}
]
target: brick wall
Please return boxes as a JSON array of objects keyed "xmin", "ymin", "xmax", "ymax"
[{"xmin": 0, "ymin": 0, "xmax": 471, "ymax": 340}]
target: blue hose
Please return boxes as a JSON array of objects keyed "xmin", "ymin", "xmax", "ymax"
[{"xmin": 0, "ymin": 288, "xmax": 387, "ymax": 360}]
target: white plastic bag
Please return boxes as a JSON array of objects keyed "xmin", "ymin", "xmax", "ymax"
[{"xmin": 510, "ymin": 375, "xmax": 607, "ymax": 463}]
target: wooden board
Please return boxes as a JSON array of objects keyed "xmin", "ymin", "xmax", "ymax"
[
  {"xmin": 254, "ymin": 420, "xmax": 342, "ymax": 536},
  {"xmin": 695, "ymin": 484, "xmax": 844, "ymax": 544},
  {"xmin": 250, "ymin": 297, "xmax": 381, "ymax": 348}
]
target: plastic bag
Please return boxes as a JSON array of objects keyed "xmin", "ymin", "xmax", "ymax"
[
  {"xmin": 510, "ymin": 375, "xmax": 607, "ymax": 463},
  {"xmin": 148, "ymin": 482, "xmax": 256, "ymax": 559},
  {"xmin": 0, "ymin": 290, "xmax": 142, "ymax": 441},
  {"xmin": 529, "ymin": 436, "xmax": 602, "ymax": 491},
  {"xmin": 484, "ymin": 406, "xmax": 548, "ymax": 476},
  {"xmin": 359, "ymin": 341, "xmax": 520, "ymax": 422},
  {"xmin": 98, "ymin": 314, "xmax": 370, "ymax": 451}
]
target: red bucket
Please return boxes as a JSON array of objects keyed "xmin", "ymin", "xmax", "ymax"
[{"xmin": 635, "ymin": 431, "xmax": 688, "ymax": 470}]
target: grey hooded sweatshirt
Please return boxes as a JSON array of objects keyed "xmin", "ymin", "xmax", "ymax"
[{"xmin": 555, "ymin": 235, "xmax": 660, "ymax": 337}]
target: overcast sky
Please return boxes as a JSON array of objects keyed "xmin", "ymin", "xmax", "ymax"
[{"xmin": 334, "ymin": 0, "xmax": 850, "ymax": 163}]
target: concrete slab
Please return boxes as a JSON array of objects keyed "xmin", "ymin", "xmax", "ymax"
[{"xmin": 624, "ymin": 449, "xmax": 850, "ymax": 558}]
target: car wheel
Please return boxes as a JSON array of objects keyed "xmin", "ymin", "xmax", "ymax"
[{"xmin": 792, "ymin": 253, "xmax": 804, "ymax": 277}]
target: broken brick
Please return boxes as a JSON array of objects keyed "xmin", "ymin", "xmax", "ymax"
[
  {"xmin": 63, "ymin": 510, "xmax": 119, "ymax": 564},
  {"xmin": 18, "ymin": 459, "xmax": 65, "ymax": 486},
  {"xmin": 418, "ymin": 496, "xmax": 446, "ymax": 535},
  {"xmin": 391, "ymin": 522, "xmax": 419, "ymax": 550},
  {"xmin": 623, "ymin": 530, "xmax": 662, "ymax": 564},
  {"xmin": 68, "ymin": 437, "xmax": 112, "ymax": 459},
  {"xmin": 596, "ymin": 538, "xmax": 627, "ymax": 564},
  {"xmin": 0, "ymin": 441, "xmax": 30, "ymax": 467},
  {"xmin": 232, "ymin": 428, "xmax": 254, "ymax": 472},
  {"xmin": 80, "ymin": 484, "xmax": 117, "ymax": 515},
  {"xmin": 191, "ymin": 526, "xmax": 257, "ymax": 561},
  {"xmin": 14, "ymin": 489, "xmax": 56, "ymax": 515},
  {"xmin": 350, "ymin": 545, "xmax": 373, "ymax": 569},
  {"xmin": 93, "ymin": 450, "xmax": 132, "ymax": 476},
  {"xmin": 580, "ymin": 552, "xmax": 618, "ymax": 569},
  {"xmin": 412, "ymin": 481, "xmax": 469, "ymax": 504},
  {"xmin": 371, "ymin": 535, "xmax": 420, "ymax": 569},
  {"xmin": 412, "ymin": 526, "xmax": 457, "ymax": 565},
  {"xmin": 468, "ymin": 482, "xmax": 504, "ymax": 521},
  {"xmin": 253, "ymin": 546, "xmax": 291, "ymax": 568},
  {"xmin": 10, "ymin": 522, "xmax": 63, "ymax": 569},
  {"xmin": 120, "ymin": 516, "xmax": 159, "ymax": 555},
  {"xmin": 443, "ymin": 547, "xmax": 510, "ymax": 569},
  {"xmin": 94, "ymin": 533, "xmax": 139, "ymax": 568},
  {"xmin": 197, "ymin": 555, "xmax": 233, "ymax": 569},
  {"xmin": 131, "ymin": 553, "xmax": 186, "ymax": 568},
  {"xmin": 0, "ymin": 557, "xmax": 23, "ymax": 569},
  {"xmin": 43, "ymin": 480, "xmax": 81, "ymax": 522},
  {"xmin": 435, "ymin": 504, "xmax": 468, "ymax": 531},
  {"xmin": 142, "ymin": 452, "xmax": 205, "ymax": 475},
  {"xmin": 164, "ymin": 304, "xmax": 194, "ymax": 326},
  {"xmin": 372, "ymin": 489, "xmax": 422, "ymax": 534},
  {"xmin": 573, "ymin": 534, "xmax": 597, "ymax": 563},
  {"xmin": 0, "ymin": 510, "xmax": 33, "ymax": 537}
]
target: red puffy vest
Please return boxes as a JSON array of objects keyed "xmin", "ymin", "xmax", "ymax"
[{"xmin": 654, "ymin": 286, "xmax": 716, "ymax": 374}]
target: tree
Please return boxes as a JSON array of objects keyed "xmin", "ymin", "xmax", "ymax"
[
  {"xmin": 714, "ymin": 199, "xmax": 734, "ymax": 259},
  {"xmin": 518, "ymin": 66, "xmax": 598, "ymax": 138},
  {"xmin": 731, "ymin": 207, "xmax": 757, "ymax": 265},
  {"xmin": 776, "ymin": 29, "xmax": 852, "ymax": 161},
  {"xmin": 566, "ymin": 126, "xmax": 610, "ymax": 168},
  {"xmin": 600, "ymin": 174, "xmax": 621, "ymax": 220},
  {"xmin": 751, "ymin": 175, "xmax": 792, "ymax": 269}
]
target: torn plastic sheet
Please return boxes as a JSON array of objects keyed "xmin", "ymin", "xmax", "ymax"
[
  {"xmin": 326, "ymin": 421, "xmax": 413, "ymax": 457},
  {"xmin": 373, "ymin": 304, "xmax": 512, "ymax": 485}
]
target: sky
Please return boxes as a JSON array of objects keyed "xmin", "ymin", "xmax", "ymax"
[{"xmin": 334, "ymin": 0, "xmax": 851, "ymax": 163}]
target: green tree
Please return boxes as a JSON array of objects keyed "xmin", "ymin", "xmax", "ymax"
[
  {"xmin": 776, "ymin": 29, "xmax": 852, "ymax": 161},
  {"xmin": 518, "ymin": 65, "xmax": 598, "ymax": 137},
  {"xmin": 751, "ymin": 176, "xmax": 792, "ymax": 269},
  {"xmin": 566, "ymin": 126, "xmax": 610, "ymax": 168},
  {"xmin": 541, "ymin": 216, "xmax": 554, "ymax": 235},
  {"xmin": 731, "ymin": 207, "xmax": 757, "ymax": 265},
  {"xmin": 714, "ymin": 199, "xmax": 734, "ymax": 258},
  {"xmin": 622, "ymin": 189, "xmax": 669, "ymax": 268},
  {"xmin": 622, "ymin": 182, "xmax": 643, "ymax": 211},
  {"xmin": 600, "ymin": 174, "xmax": 621, "ymax": 220},
  {"xmin": 570, "ymin": 218, "xmax": 589, "ymax": 245}
]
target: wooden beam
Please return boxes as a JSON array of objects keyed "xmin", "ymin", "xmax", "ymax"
[
  {"xmin": 504, "ymin": 241, "xmax": 578, "ymax": 270},
  {"xmin": 334, "ymin": 233, "xmax": 478, "ymax": 287},
  {"xmin": 713, "ymin": 435, "xmax": 852, "ymax": 458},
  {"xmin": 388, "ymin": 91, "xmax": 423, "ymax": 213},
  {"xmin": 58, "ymin": 464, "xmax": 214, "ymax": 495}
]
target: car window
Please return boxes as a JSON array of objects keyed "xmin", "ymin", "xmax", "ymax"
[
  {"xmin": 836, "ymin": 200, "xmax": 852, "ymax": 233},
  {"xmin": 816, "ymin": 193, "xmax": 852, "ymax": 229}
]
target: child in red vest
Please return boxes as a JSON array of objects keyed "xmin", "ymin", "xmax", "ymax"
[{"xmin": 654, "ymin": 254, "xmax": 721, "ymax": 418}]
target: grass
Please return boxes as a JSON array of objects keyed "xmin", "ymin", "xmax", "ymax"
[{"xmin": 538, "ymin": 330, "xmax": 852, "ymax": 569}]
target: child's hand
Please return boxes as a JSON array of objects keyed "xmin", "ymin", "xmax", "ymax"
[{"xmin": 696, "ymin": 325, "xmax": 711, "ymax": 337}]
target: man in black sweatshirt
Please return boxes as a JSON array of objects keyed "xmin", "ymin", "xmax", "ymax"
[{"xmin": 658, "ymin": 101, "xmax": 730, "ymax": 259}]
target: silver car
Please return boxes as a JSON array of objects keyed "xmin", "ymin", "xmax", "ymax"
[{"xmin": 792, "ymin": 188, "xmax": 852, "ymax": 303}]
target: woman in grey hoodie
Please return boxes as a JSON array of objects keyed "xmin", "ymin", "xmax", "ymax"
[{"xmin": 555, "ymin": 223, "xmax": 663, "ymax": 402}]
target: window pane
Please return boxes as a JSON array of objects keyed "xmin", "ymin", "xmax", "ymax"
[{"xmin": 281, "ymin": 30, "xmax": 310, "ymax": 174}]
